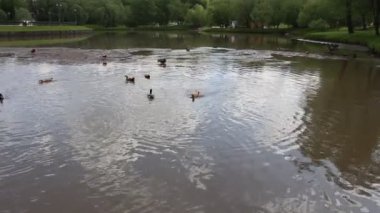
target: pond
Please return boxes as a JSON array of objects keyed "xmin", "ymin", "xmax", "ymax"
[{"xmin": 0, "ymin": 32, "xmax": 379, "ymax": 213}]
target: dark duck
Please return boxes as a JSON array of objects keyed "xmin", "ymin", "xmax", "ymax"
[
  {"xmin": 157, "ymin": 58, "xmax": 166, "ymax": 66},
  {"xmin": 39, "ymin": 78, "xmax": 54, "ymax": 84},
  {"xmin": 125, "ymin": 75, "xmax": 135, "ymax": 83},
  {"xmin": 147, "ymin": 89, "xmax": 154, "ymax": 100}
]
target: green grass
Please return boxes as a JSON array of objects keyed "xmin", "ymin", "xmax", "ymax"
[
  {"xmin": 87, "ymin": 25, "xmax": 128, "ymax": 31},
  {"xmin": 0, "ymin": 25, "xmax": 92, "ymax": 32},
  {"xmin": 305, "ymin": 30, "xmax": 380, "ymax": 52},
  {"xmin": 135, "ymin": 25, "xmax": 192, "ymax": 31},
  {"xmin": 202, "ymin": 27, "xmax": 288, "ymax": 34},
  {"xmin": 87, "ymin": 25, "xmax": 193, "ymax": 31},
  {"xmin": 0, "ymin": 36, "xmax": 89, "ymax": 47}
]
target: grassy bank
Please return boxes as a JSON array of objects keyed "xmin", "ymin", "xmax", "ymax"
[
  {"xmin": 304, "ymin": 30, "xmax": 380, "ymax": 52},
  {"xmin": 0, "ymin": 36, "xmax": 90, "ymax": 47},
  {"xmin": 202, "ymin": 27, "xmax": 289, "ymax": 34},
  {"xmin": 88, "ymin": 25, "xmax": 193, "ymax": 31},
  {"xmin": 0, "ymin": 25, "xmax": 91, "ymax": 32}
]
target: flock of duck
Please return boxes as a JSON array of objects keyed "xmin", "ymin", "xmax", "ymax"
[{"xmin": 0, "ymin": 48, "xmax": 202, "ymax": 104}]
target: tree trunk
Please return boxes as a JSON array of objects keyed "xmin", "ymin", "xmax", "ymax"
[
  {"xmin": 346, "ymin": 0, "xmax": 354, "ymax": 34},
  {"xmin": 361, "ymin": 14, "xmax": 367, "ymax": 30},
  {"xmin": 375, "ymin": 0, "xmax": 380, "ymax": 35}
]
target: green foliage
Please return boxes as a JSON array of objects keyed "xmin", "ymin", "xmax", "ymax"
[
  {"xmin": 15, "ymin": 7, "xmax": 31, "ymax": 21},
  {"xmin": 128, "ymin": 0, "xmax": 157, "ymax": 26},
  {"xmin": 250, "ymin": 0, "xmax": 273, "ymax": 28},
  {"xmin": 232, "ymin": 0, "xmax": 255, "ymax": 27},
  {"xmin": 167, "ymin": 0, "xmax": 188, "ymax": 23},
  {"xmin": 0, "ymin": 0, "xmax": 375, "ymax": 36},
  {"xmin": 185, "ymin": 4, "xmax": 208, "ymax": 27},
  {"xmin": 308, "ymin": 18, "xmax": 330, "ymax": 30},
  {"xmin": 297, "ymin": 0, "xmax": 343, "ymax": 28},
  {"xmin": 0, "ymin": 9, "xmax": 7, "ymax": 21},
  {"xmin": 209, "ymin": 0, "xmax": 232, "ymax": 27}
]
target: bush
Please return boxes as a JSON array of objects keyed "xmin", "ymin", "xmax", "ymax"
[
  {"xmin": 15, "ymin": 8, "xmax": 32, "ymax": 21},
  {"xmin": 308, "ymin": 19, "xmax": 330, "ymax": 30},
  {"xmin": 0, "ymin": 9, "xmax": 7, "ymax": 21}
]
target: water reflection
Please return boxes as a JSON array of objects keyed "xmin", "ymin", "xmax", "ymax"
[{"xmin": 298, "ymin": 59, "xmax": 380, "ymax": 201}]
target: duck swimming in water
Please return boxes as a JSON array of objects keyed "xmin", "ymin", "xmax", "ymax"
[
  {"xmin": 144, "ymin": 74, "xmax": 150, "ymax": 79},
  {"xmin": 0, "ymin": 93, "xmax": 4, "ymax": 102},
  {"xmin": 147, "ymin": 89, "xmax": 154, "ymax": 100},
  {"xmin": 31, "ymin": 49, "xmax": 36, "ymax": 54},
  {"xmin": 191, "ymin": 91, "xmax": 203, "ymax": 101},
  {"xmin": 157, "ymin": 58, "xmax": 166, "ymax": 66},
  {"xmin": 125, "ymin": 75, "xmax": 135, "ymax": 83},
  {"xmin": 39, "ymin": 78, "xmax": 54, "ymax": 84}
]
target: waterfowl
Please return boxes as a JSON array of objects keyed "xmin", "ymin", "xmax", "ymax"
[
  {"xmin": 327, "ymin": 43, "xmax": 339, "ymax": 52},
  {"xmin": 157, "ymin": 58, "xmax": 166, "ymax": 65},
  {"xmin": 144, "ymin": 74, "xmax": 150, "ymax": 79},
  {"xmin": 102, "ymin": 61, "xmax": 107, "ymax": 66},
  {"xmin": 186, "ymin": 47, "xmax": 190, "ymax": 52},
  {"xmin": 39, "ymin": 78, "xmax": 54, "ymax": 84},
  {"xmin": 31, "ymin": 49, "xmax": 36, "ymax": 53},
  {"xmin": 147, "ymin": 89, "xmax": 154, "ymax": 100},
  {"xmin": 125, "ymin": 75, "xmax": 135, "ymax": 83},
  {"xmin": 102, "ymin": 55, "xmax": 107, "ymax": 59},
  {"xmin": 0, "ymin": 93, "xmax": 4, "ymax": 101},
  {"xmin": 191, "ymin": 91, "xmax": 203, "ymax": 101}
]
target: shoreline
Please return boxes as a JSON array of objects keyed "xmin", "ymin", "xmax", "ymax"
[
  {"xmin": 0, "ymin": 25, "xmax": 376, "ymax": 53},
  {"xmin": 302, "ymin": 30, "xmax": 378, "ymax": 54},
  {"xmin": 0, "ymin": 25, "xmax": 93, "ymax": 37}
]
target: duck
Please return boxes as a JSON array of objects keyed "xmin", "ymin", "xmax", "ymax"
[
  {"xmin": 31, "ymin": 49, "xmax": 36, "ymax": 54},
  {"xmin": 39, "ymin": 78, "xmax": 54, "ymax": 84},
  {"xmin": 147, "ymin": 89, "xmax": 154, "ymax": 100},
  {"xmin": 102, "ymin": 61, "xmax": 107, "ymax": 66},
  {"xmin": 157, "ymin": 58, "xmax": 166, "ymax": 65},
  {"xmin": 144, "ymin": 74, "xmax": 150, "ymax": 79},
  {"xmin": 186, "ymin": 47, "xmax": 190, "ymax": 52},
  {"xmin": 102, "ymin": 55, "xmax": 107, "ymax": 59},
  {"xmin": 0, "ymin": 93, "xmax": 4, "ymax": 101},
  {"xmin": 191, "ymin": 90, "xmax": 203, "ymax": 101},
  {"xmin": 125, "ymin": 75, "xmax": 135, "ymax": 83}
]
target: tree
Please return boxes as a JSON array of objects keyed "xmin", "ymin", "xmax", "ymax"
[
  {"xmin": 128, "ymin": 0, "xmax": 157, "ymax": 26},
  {"xmin": 209, "ymin": 0, "xmax": 232, "ymax": 27},
  {"xmin": 354, "ymin": 0, "xmax": 371, "ymax": 30},
  {"xmin": 345, "ymin": 0, "xmax": 354, "ymax": 33},
  {"xmin": 185, "ymin": 4, "xmax": 208, "ymax": 27},
  {"xmin": 0, "ymin": 9, "xmax": 7, "ymax": 21},
  {"xmin": 373, "ymin": 0, "xmax": 380, "ymax": 35},
  {"xmin": 15, "ymin": 7, "xmax": 32, "ymax": 21},
  {"xmin": 250, "ymin": 0, "xmax": 273, "ymax": 29},
  {"xmin": 167, "ymin": 0, "xmax": 188, "ymax": 23},
  {"xmin": 282, "ymin": 0, "xmax": 303, "ymax": 27},
  {"xmin": 232, "ymin": 0, "xmax": 255, "ymax": 27}
]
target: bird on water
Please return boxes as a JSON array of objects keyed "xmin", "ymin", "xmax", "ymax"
[{"xmin": 147, "ymin": 89, "xmax": 154, "ymax": 100}]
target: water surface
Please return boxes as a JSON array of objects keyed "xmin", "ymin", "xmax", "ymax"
[{"xmin": 0, "ymin": 32, "xmax": 379, "ymax": 213}]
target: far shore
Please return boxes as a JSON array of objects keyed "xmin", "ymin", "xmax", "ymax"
[
  {"xmin": 0, "ymin": 25, "xmax": 93, "ymax": 37},
  {"xmin": 0, "ymin": 25, "xmax": 378, "ymax": 53}
]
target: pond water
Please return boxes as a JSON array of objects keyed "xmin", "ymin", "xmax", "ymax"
[{"xmin": 0, "ymin": 32, "xmax": 380, "ymax": 213}]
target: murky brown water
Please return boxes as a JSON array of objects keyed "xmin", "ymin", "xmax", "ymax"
[{"xmin": 0, "ymin": 32, "xmax": 380, "ymax": 213}]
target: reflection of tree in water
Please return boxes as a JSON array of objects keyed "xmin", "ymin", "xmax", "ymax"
[{"xmin": 299, "ymin": 60, "xmax": 380, "ymax": 190}]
